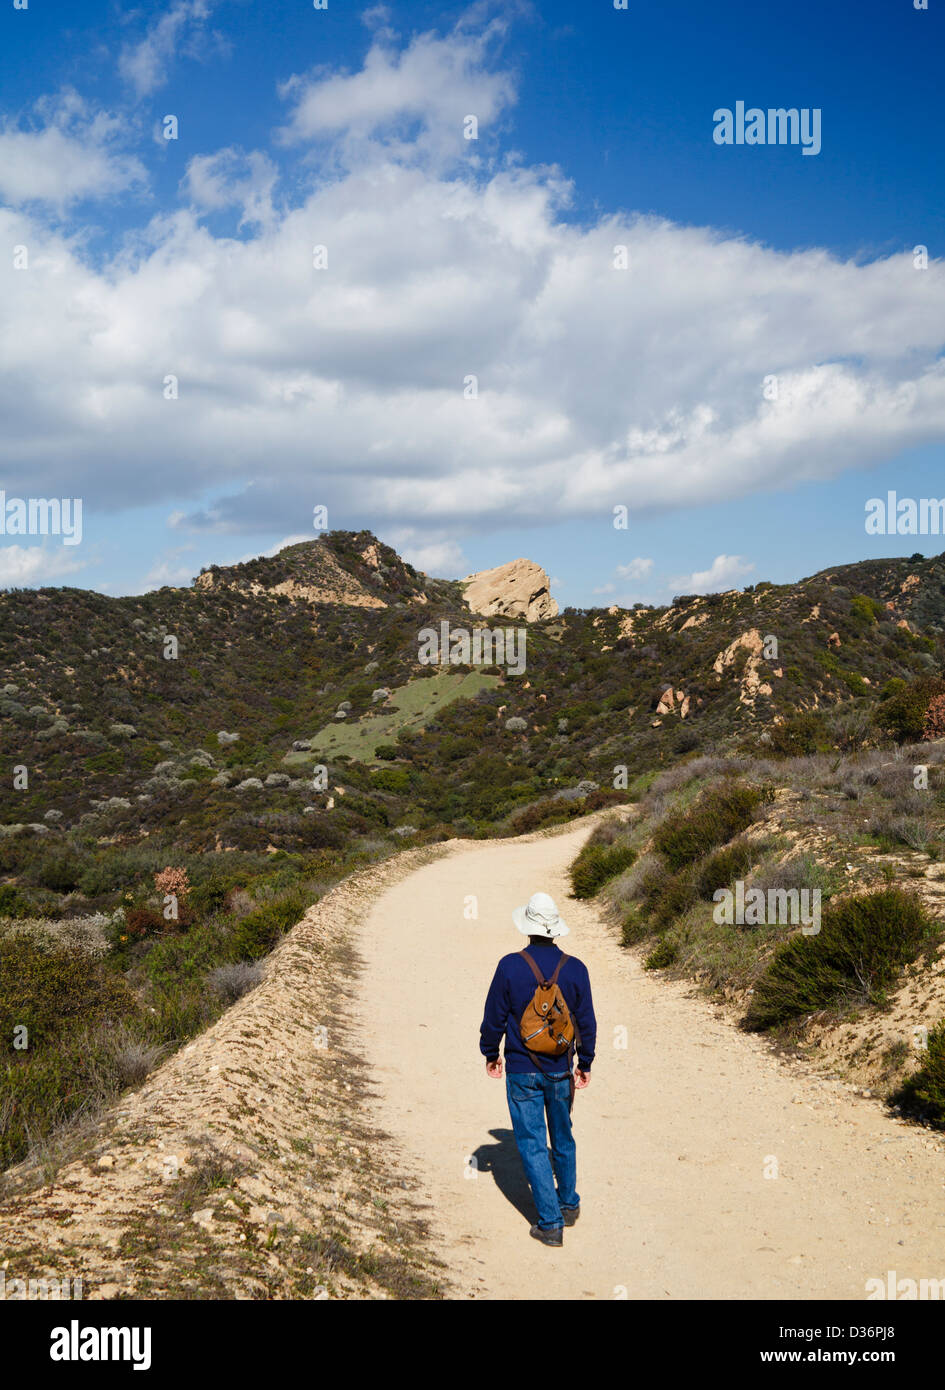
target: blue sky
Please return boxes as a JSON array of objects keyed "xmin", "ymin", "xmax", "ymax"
[{"xmin": 1, "ymin": 0, "xmax": 943, "ymax": 604}]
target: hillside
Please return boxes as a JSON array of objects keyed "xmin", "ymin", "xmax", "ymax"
[
  {"xmin": 5, "ymin": 531, "xmax": 945, "ymax": 1177},
  {"xmin": 2, "ymin": 533, "xmax": 944, "ymax": 855}
]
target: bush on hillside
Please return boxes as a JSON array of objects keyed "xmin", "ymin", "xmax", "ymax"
[
  {"xmin": 765, "ymin": 711, "xmax": 832, "ymax": 758},
  {"xmin": 0, "ymin": 1024, "xmax": 160, "ymax": 1169},
  {"xmin": 0, "ymin": 934, "xmax": 139, "ymax": 1050},
  {"xmin": 850, "ymin": 595, "xmax": 884, "ymax": 625},
  {"xmin": 225, "ymin": 893, "xmax": 306, "ymax": 962},
  {"xmin": 744, "ymin": 888, "xmax": 937, "ymax": 1032},
  {"xmin": 693, "ymin": 838, "xmax": 760, "ymax": 898},
  {"xmin": 892, "ymin": 1021, "xmax": 945, "ymax": 1129},
  {"xmin": 570, "ymin": 841, "xmax": 636, "ymax": 899},
  {"xmin": 652, "ymin": 782, "xmax": 771, "ymax": 871},
  {"xmin": 876, "ymin": 677, "xmax": 945, "ymax": 742}
]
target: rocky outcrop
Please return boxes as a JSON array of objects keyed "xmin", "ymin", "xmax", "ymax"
[
  {"xmin": 461, "ymin": 559, "xmax": 558, "ymax": 623},
  {"xmin": 655, "ymin": 686, "xmax": 692, "ymax": 718},
  {"xmin": 194, "ymin": 541, "xmax": 388, "ymax": 610},
  {"xmin": 712, "ymin": 629, "xmax": 774, "ymax": 704}
]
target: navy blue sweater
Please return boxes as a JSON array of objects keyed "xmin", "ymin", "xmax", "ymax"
[{"xmin": 480, "ymin": 941, "xmax": 597, "ymax": 1074}]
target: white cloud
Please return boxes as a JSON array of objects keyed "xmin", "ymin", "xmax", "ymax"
[
  {"xmin": 3, "ymin": 15, "xmax": 945, "ymax": 549},
  {"xmin": 0, "ymin": 545, "xmax": 88, "ymax": 588},
  {"xmin": 136, "ymin": 543, "xmax": 199, "ymax": 591},
  {"xmin": 237, "ymin": 534, "xmax": 314, "ymax": 562},
  {"xmin": 669, "ymin": 554, "xmax": 755, "ymax": 595},
  {"xmin": 183, "ymin": 149, "xmax": 277, "ymax": 228},
  {"xmin": 615, "ymin": 557, "xmax": 654, "ymax": 581},
  {"xmin": 276, "ymin": 15, "xmax": 515, "ymax": 165},
  {"xmin": 387, "ymin": 529, "xmax": 467, "ymax": 576},
  {"xmin": 119, "ymin": 0, "xmax": 223, "ymax": 98},
  {"xmin": 0, "ymin": 91, "xmax": 146, "ymax": 208}
]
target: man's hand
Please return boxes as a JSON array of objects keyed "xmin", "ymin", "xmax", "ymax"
[
  {"xmin": 574, "ymin": 1068, "xmax": 591, "ymax": 1089},
  {"xmin": 485, "ymin": 1059, "xmax": 503, "ymax": 1079}
]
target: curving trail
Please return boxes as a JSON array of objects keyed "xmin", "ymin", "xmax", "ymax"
[{"xmin": 353, "ymin": 819, "xmax": 945, "ymax": 1301}]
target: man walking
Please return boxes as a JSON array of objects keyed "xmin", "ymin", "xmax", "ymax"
[{"xmin": 480, "ymin": 891, "xmax": 597, "ymax": 1246}]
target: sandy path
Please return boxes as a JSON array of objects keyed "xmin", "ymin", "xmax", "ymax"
[{"xmin": 353, "ymin": 819, "xmax": 945, "ymax": 1300}]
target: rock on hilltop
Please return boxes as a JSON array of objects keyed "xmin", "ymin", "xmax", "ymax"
[
  {"xmin": 193, "ymin": 531, "xmax": 437, "ymax": 610},
  {"xmin": 461, "ymin": 558, "xmax": 558, "ymax": 623}
]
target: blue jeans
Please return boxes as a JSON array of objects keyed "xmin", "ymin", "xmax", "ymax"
[{"xmin": 506, "ymin": 1070, "xmax": 579, "ymax": 1230}]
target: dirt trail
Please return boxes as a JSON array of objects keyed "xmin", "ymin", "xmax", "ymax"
[{"xmin": 353, "ymin": 820, "xmax": 945, "ymax": 1300}]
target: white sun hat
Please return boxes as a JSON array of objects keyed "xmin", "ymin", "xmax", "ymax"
[{"xmin": 512, "ymin": 891, "xmax": 569, "ymax": 939}]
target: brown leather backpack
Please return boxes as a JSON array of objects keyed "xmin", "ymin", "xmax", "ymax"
[{"xmin": 518, "ymin": 950, "xmax": 578, "ymax": 1057}]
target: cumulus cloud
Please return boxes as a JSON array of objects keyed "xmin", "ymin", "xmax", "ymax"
[
  {"xmin": 182, "ymin": 148, "xmax": 278, "ymax": 228},
  {"xmin": 0, "ymin": 545, "xmax": 88, "ymax": 588},
  {"xmin": 0, "ymin": 91, "xmax": 146, "ymax": 208},
  {"xmin": 387, "ymin": 530, "xmax": 468, "ymax": 576},
  {"xmin": 2, "ymin": 14, "xmax": 944, "ymax": 551},
  {"xmin": 670, "ymin": 555, "xmax": 756, "ymax": 595},
  {"xmin": 276, "ymin": 14, "xmax": 515, "ymax": 165},
  {"xmin": 139, "ymin": 545, "xmax": 198, "ymax": 591},
  {"xmin": 615, "ymin": 557, "xmax": 654, "ymax": 581},
  {"xmin": 235, "ymin": 534, "xmax": 313, "ymax": 563}
]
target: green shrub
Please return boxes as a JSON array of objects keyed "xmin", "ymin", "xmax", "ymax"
[
  {"xmin": 372, "ymin": 767, "xmax": 411, "ymax": 793},
  {"xmin": 28, "ymin": 852, "xmax": 84, "ymax": 893},
  {"xmin": 644, "ymin": 935, "xmax": 678, "ymax": 970},
  {"xmin": 620, "ymin": 909, "xmax": 649, "ymax": 947},
  {"xmin": 876, "ymin": 677, "xmax": 945, "ymax": 742},
  {"xmin": 766, "ymin": 711, "xmax": 832, "ymax": 758},
  {"xmin": 188, "ymin": 874, "xmax": 245, "ymax": 918},
  {"xmin": 570, "ymin": 842, "xmax": 636, "ymax": 899},
  {"xmin": 744, "ymin": 888, "xmax": 937, "ymax": 1032},
  {"xmin": 693, "ymin": 839, "xmax": 758, "ymax": 898},
  {"xmin": 638, "ymin": 861, "xmax": 698, "ymax": 923},
  {"xmin": 892, "ymin": 1021, "xmax": 945, "ymax": 1128},
  {"xmin": 0, "ymin": 1027, "xmax": 134, "ymax": 1168},
  {"xmin": 0, "ymin": 935, "xmax": 139, "ymax": 1050},
  {"xmin": 653, "ymin": 782, "xmax": 771, "ymax": 871},
  {"xmin": 850, "ymin": 594, "xmax": 883, "ymax": 625},
  {"xmin": 0, "ymin": 884, "xmax": 33, "ymax": 918},
  {"xmin": 226, "ymin": 893, "xmax": 305, "ymax": 962}
]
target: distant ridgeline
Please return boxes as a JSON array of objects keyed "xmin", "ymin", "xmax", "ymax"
[{"xmin": 2, "ymin": 533, "xmax": 945, "ymax": 850}]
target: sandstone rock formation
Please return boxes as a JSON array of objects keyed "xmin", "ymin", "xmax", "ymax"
[
  {"xmin": 461, "ymin": 559, "xmax": 558, "ymax": 623},
  {"xmin": 655, "ymin": 686, "xmax": 692, "ymax": 718},
  {"xmin": 712, "ymin": 628, "xmax": 774, "ymax": 704},
  {"xmin": 195, "ymin": 542, "xmax": 387, "ymax": 610}
]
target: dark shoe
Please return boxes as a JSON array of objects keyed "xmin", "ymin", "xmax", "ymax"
[
  {"xmin": 561, "ymin": 1205, "xmax": 580, "ymax": 1227},
  {"xmin": 529, "ymin": 1223, "xmax": 563, "ymax": 1246}
]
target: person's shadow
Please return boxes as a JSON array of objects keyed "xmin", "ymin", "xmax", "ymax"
[{"xmin": 470, "ymin": 1129, "xmax": 537, "ymax": 1224}]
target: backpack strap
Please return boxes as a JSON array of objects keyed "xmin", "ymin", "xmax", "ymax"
[
  {"xmin": 519, "ymin": 949, "xmax": 545, "ymax": 984},
  {"xmin": 519, "ymin": 949, "xmax": 568, "ymax": 987},
  {"xmin": 549, "ymin": 953, "xmax": 568, "ymax": 986}
]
